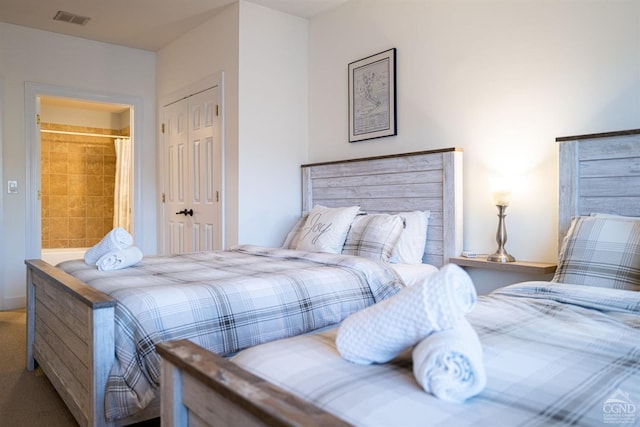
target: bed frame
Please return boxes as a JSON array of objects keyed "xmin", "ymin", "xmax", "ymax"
[
  {"xmin": 156, "ymin": 129, "xmax": 640, "ymax": 427},
  {"xmin": 25, "ymin": 148, "xmax": 463, "ymax": 427},
  {"xmin": 557, "ymin": 128, "xmax": 640, "ymax": 247},
  {"xmin": 300, "ymin": 148, "xmax": 463, "ymax": 266}
]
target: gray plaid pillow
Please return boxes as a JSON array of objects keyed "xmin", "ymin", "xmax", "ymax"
[
  {"xmin": 552, "ymin": 216, "xmax": 640, "ymax": 291},
  {"xmin": 282, "ymin": 212, "xmax": 309, "ymax": 249},
  {"xmin": 342, "ymin": 214, "xmax": 404, "ymax": 261}
]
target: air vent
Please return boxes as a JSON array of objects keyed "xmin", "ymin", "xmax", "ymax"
[{"xmin": 53, "ymin": 10, "xmax": 91, "ymax": 26}]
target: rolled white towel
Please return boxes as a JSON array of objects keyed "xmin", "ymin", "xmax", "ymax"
[
  {"xmin": 96, "ymin": 246, "xmax": 143, "ymax": 271},
  {"xmin": 336, "ymin": 264, "xmax": 477, "ymax": 364},
  {"xmin": 412, "ymin": 317, "xmax": 486, "ymax": 402},
  {"xmin": 85, "ymin": 227, "xmax": 134, "ymax": 265}
]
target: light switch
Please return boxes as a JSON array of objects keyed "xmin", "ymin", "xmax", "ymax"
[{"xmin": 7, "ymin": 180, "xmax": 18, "ymax": 194}]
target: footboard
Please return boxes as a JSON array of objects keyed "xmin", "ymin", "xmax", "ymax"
[
  {"xmin": 25, "ymin": 259, "xmax": 116, "ymax": 427},
  {"xmin": 157, "ymin": 339, "xmax": 350, "ymax": 427}
]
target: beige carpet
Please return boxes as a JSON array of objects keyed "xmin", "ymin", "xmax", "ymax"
[{"xmin": 0, "ymin": 309, "xmax": 159, "ymax": 427}]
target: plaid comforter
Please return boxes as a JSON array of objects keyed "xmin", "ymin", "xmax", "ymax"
[
  {"xmin": 232, "ymin": 281, "xmax": 640, "ymax": 427},
  {"xmin": 56, "ymin": 245, "xmax": 403, "ymax": 420}
]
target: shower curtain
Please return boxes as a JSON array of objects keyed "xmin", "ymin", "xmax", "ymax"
[{"xmin": 114, "ymin": 138, "xmax": 132, "ymax": 232}]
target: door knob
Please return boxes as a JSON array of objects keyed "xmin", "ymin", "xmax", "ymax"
[{"xmin": 176, "ymin": 209, "xmax": 194, "ymax": 216}]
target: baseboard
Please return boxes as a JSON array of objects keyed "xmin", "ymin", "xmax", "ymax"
[{"xmin": 1, "ymin": 295, "xmax": 26, "ymax": 310}]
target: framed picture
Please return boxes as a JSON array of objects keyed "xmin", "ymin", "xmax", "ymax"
[{"xmin": 348, "ymin": 48, "xmax": 397, "ymax": 143}]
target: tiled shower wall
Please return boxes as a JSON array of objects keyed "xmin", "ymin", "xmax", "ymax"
[{"xmin": 41, "ymin": 123, "xmax": 128, "ymax": 249}]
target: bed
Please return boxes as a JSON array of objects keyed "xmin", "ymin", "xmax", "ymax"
[
  {"xmin": 156, "ymin": 129, "xmax": 640, "ymax": 427},
  {"xmin": 25, "ymin": 147, "xmax": 463, "ymax": 427}
]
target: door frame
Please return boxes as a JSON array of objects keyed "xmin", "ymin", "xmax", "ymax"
[
  {"xmin": 0, "ymin": 77, "xmax": 4, "ymax": 308},
  {"xmin": 159, "ymin": 72, "xmax": 226, "ymax": 253},
  {"xmin": 25, "ymin": 81, "xmax": 144, "ymax": 259}
]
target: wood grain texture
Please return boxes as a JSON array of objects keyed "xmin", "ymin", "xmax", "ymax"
[
  {"xmin": 26, "ymin": 259, "xmax": 117, "ymax": 427},
  {"xmin": 558, "ymin": 130, "xmax": 640, "ymax": 250},
  {"xmin": 157, "ymin": 340, "xmax": 351, "ymax": 427},
  {"xmin": 302, "ymin": 148, "xmax": 463, "ymax": 267},
  {"xmin": 555, "ymin": 128, "xmax": 640, "ymax": 142},
  {"xmin": 449, "ymin": 257, "xmax": 557, "ymax": 275}
]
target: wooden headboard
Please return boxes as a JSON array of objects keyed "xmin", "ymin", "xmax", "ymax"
[
  {"xmin": 558, "ymin": 129, "xmax": 640, "ymax": 248},
  {"xmin": 301, "ymin": 148, "xmax": 463, "ymax": 267}
]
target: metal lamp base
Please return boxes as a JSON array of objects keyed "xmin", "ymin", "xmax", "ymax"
[
  {"xmin": 487, "ymin": 252, "xmax": 516, "ymax": 263},
  {"xmin": 487, "ymin": 204, "xmax": 516, "ymax": 263}
]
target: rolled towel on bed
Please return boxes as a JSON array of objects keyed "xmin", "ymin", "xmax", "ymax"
[
  {"xmin": 84, "ymin": 227, "xmax": 134, "ymax": 265},
  {"xmin": 336, "ymin": 264, "xmax": 477, "ymax": 364},
  {"xmin": 412, "ymin": 317, "xmax": 486, "ymax": 403},
  {"xmin": 96, "ymin": 246, "xmax": 143, "ymax": 271}
]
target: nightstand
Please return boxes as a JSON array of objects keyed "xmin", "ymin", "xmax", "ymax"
[
  {"xmin": 449, "ymin": 256, "xmax": 557, "ymax": 295},
  {"xmin": 449, "ymin": 257, "xmax": 557, "ymax": 275}
]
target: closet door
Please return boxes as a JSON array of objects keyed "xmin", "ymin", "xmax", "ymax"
[
  {"xmin": 164, "ymin": 98, "xmax": 189, "ymax": 254},
  {"xmin": 163, "ymin": 87, "xmax": 222, "ymax": 254},
  {"xmin": 188, "ymin": 88, "xmax": 222, "ymax": 252}
]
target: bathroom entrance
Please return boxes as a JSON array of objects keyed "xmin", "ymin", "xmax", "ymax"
[
  {"xmin": 39, "ymin": 96, "xmax": 133, "ymax": 265},
  {"xmin": 25, "ymin": 82, "xmax": 144, "ymax": 266}
]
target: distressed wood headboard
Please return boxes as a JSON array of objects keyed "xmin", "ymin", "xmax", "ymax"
[
  {"xmin": 301, "ymin": 148, "xmax": 463, "ymax": 267},
  {"xmin": 558, "ymin": 129, "xmax": 640, "ymax": 249}
]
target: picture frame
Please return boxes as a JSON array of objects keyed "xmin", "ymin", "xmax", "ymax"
[{"xmin": 348, "ymin": 48, "xmax": 397, "ymax": 143}]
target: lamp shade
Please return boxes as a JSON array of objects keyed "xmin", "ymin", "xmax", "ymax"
[
  {"xmin": 492, "ymin": 190, "xmax": 512, "ymax": 206},
  {"xmin": 490, "ymin": 177, "xmax": 512, "ymax": 206}
]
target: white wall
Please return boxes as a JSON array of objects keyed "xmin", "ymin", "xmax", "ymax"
[
  {"xmin": 0, "ymin": 23, "xmax": 157, "ymax": 309},
  {"xmin": 308, "ymin": 0, "xmax": 640, "ymax": 287},
  {"xmin": 157, "ymin": 1, "xmax": 308, "ymax": 248},
  {"xmin": 157, "ymin": 3, "xmax": 241, "ymax": 247},
  {"xmin": 237, "ymin": 2, "xmax": 308, "ymax": 245}
]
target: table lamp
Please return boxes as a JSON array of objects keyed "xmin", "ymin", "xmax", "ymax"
[{"xmin": 487, "ymin": 184, "xmax": 516, "ymax": 263}]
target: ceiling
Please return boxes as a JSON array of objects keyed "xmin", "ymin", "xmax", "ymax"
[{"xmin": 0, "ymin": 0, "xmax": 347, "ymax": 52}]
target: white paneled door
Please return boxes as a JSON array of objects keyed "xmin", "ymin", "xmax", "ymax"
[{"xmin": 163, "ymin": 87, "xmax": 222, "ymax": 254}]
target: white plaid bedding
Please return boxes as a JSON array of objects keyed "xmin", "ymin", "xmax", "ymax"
[
  {"xmin": 56, "ymin": 244, "xmax": 403, "ymax": 421},
  {"xmin": 232, "ymin": 281, "xmax": 640, "ymax": 427}
]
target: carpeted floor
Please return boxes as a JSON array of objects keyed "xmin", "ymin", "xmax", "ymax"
[
  {"xmin": 0, "ymin": 309, "xmax": 79, "ymax": 426},
  {"xmin": 0, "ymin": 309, "xmax": 159, "ymax": 427}
]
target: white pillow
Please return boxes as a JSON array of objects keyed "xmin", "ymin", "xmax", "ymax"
[
  {"xmin": 295, "ymin": 205, "xmax": 360, "ymax": 254},
  {"xmin": 389, "ymin": 211, "xmax": 430, "ymax": 264}
]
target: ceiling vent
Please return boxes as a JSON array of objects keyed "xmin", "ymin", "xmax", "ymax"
[{"xmin": 53, "ymin": 10, "xmax": 91, "ymax": 26}]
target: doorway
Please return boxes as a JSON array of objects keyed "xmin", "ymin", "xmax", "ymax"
[
  {"xmin": 25, "ymin": 82, "xmax": 142, "ymax": 263},
  {"xmin": 39, "ymin": 97, "xmax": 132, "ymax": 265}
]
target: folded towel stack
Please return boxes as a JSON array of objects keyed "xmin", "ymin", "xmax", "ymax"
[
  {"xmin": 84, "ymin": 228, "xmax": 143, "ymax": 271},
  {"xmin": 412, "ymin": 317, "xmax": 486, "ymax": 402},
  {"xmin": 335, "ymin": 263, "xmax": 486, "ymax": 401},
  {"xmin": 336, "ymin": 264, "xmax": 477, "ymax": 364},
  {"xmin": 84, "ymin": 227, "xmax": 133, "ymax": 264},
  {"xmin": 96, "ymin": 246, "xmax": 144, "ymax": 272}
]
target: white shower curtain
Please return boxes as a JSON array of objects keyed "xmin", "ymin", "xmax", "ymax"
[{"xmin": 113, "ymin": 138, "xmax": 132, "ymax": 232}]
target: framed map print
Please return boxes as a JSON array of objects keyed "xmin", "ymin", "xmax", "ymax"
[{"xmin": 348, "ymin": 48, "xmax": 397, "ymax": 142}]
